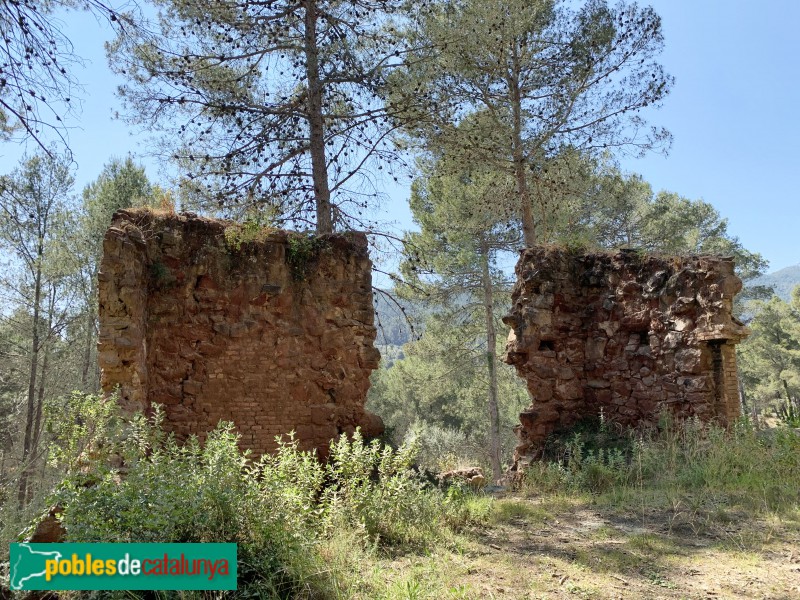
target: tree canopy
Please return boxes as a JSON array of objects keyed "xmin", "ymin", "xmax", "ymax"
[
  {"xmin": 739, "ymin": 287, "xmax": 800, "ymax": 424},
  {"xmin": 395, "ymin": 0, "xmax": 672, "ymax": 246},
  {"xmin": 0, "ymin": 1, "xmax": 124, "ymax": 149},
  {"xmin": 109, "ymin": 0, "xmax": 415, "ymax": 232},
  {"xmin": 566, "ymin": 162, "xmax": 768, "ymax": 283}
]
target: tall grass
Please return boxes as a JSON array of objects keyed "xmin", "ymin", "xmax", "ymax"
[{"xmin": 524, "ymin": 415, "xmax": 800, "ymax": 518}]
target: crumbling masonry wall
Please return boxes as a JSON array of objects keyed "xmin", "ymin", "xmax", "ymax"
[
  {"xmin": 503, "ymin": 247, "xmax": 749, "ymax": 468},
  {"xmin": 98, "ymin": 209, "xmax": 383, "ymax": 458}
]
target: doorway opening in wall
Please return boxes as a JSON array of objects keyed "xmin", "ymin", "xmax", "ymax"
[{"xmin": 708, "ymin": 340, "xmax": 725, "ymax": 411}]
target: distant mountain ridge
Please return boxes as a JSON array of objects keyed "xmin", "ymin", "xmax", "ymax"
[{"xmin": 752, "ymin": 264, "xmax": 800, "ymax": 301}]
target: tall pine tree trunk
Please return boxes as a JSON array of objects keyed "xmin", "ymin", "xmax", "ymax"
[
  {"xmin": 510, "ymin": 42, "xmax": 535, "ymax": 247},
  {"xmin": 26, "ymin": 343, "xmax": 50, "ymax": 504},
  {"xmin": 18, "ymin": 243, "xmax": 43, "ymax": 507},
  {"xmin": 82, "ymin": 276, "xmax": 96, "ymax": 390},
  {"xmin": 32, "ymin": 289, "xmax": 55, "ymax": 464},
  {"xmin": 480, "ymin": 241, "xmax": 502, "ymax": 482},
  {"xmin": 304, "ymin": 0, "xmax": 333, "ymax": 234}
]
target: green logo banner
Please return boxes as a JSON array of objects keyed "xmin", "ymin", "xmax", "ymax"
[{"xmin": 9, "ymin": 543, "xmax": 237, "ymax": 591}]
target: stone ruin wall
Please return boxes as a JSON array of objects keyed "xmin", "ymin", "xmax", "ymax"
[
  {"xmin": 503, "ymin": 247, "xmax": 749, "ymax": 469},
  {"xmin": 98, "ymin": 209, "xmax": 383, "ymax": 459}
]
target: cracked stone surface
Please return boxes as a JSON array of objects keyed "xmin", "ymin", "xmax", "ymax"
[{"xmin": 503, "ymin": 247, "xmax": 749, "ymax": 468}]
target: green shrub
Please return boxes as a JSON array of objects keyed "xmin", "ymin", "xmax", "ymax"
[
  {"xmin": 51, "ymin": 412, "xmax": 486, "ymax": 598},
  {"xmin": 57, "ymin": 413, "xmax": 333, "ymax": 598},
  {"xmin": 540, "ymin": 413, "xmax": 635, "ymax": 465},
  {"xmin": 1, "ymin": 392, "xmax": 123, "ymax": 570},
  {"xmin": 402, "ymin": 421, "xmax": 482, "ymax": 473},
  {"xmin": 44, "ymin": 391, "xmax": 121, "ymax": 473},
  {"xmin": 524, "ymin": 414, "xmax": 633, "ymax": 494},
  {"xmin": 322, "ymin": 430, "xmax": 486, "ymax": 549},
  {"xmin": 286, "ymin": 233, "xmax": 329, "ymax": 280}
]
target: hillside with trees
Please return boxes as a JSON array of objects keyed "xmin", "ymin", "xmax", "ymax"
[{"xmin": 752, "ymin": 264, "xmax": 800, "ymax": 302}]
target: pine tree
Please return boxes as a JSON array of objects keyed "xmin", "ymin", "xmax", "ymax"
[
  {"xmin": 72, "ymin": 158, "xmax": 154, "ymax": 389},
  {"xmin": 0, "ymin": 151, "xmax": 76, "ymax": 505},
  {"xmin": 739, "ymin": 288, "xmax": 800, "ymax": 424},
  {"xmin": 109, "ymin": 0, "xmax": 413, "ymax": 232},
  {"xmin": 395, "ymin": 0, "xmax": 672, "ymax": 246},
  {"xmin": 398, "ymin": 159, "xmax": 520, "ymax": 482}
]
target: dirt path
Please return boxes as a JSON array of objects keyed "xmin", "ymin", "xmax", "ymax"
[{"xmin": 370, "ymin": 495, "xmax": 800, "ymax": 599}]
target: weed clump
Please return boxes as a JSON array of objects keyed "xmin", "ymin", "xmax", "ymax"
[
  {"xmin": 223, "ymin": 218, "xmax": 275, "ymax": 251},
  {"xmin": 286, "ymin": 233, "xmax": 329, "ymax": 280}
]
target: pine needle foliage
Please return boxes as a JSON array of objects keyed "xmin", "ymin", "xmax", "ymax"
[{"xmin": 109, "ymin": 0, "xmax": 416, "ymax": 232}]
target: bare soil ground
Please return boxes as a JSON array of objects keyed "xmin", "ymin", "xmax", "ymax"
[{"xmin": 368, "ymin": 494, "xmax": 800, "ymax": 600}]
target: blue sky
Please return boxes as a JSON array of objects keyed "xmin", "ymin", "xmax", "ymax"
[
  {"xmin": 0, "ymin": 1, "xmax": 797, "ymax": 273},
  {"xmin": 616, "ymin": 0, "xmax": 799, "ymax": 273}
]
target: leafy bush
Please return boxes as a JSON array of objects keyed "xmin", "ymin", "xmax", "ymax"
[
  {"xmin": 323, "ymin": 430, "xmax": 487, "ymax": 549},
  {"xmin": 51, "ymin": 410, "xmax": 486, "ymax": 598},
  {"xmin": 58, "ymin": 415, "xmax": 326, "ymax": 598},
  {"xmin": 44, "ymin": 391, "xmax": 121, "ymax": 472},
  {"xmin": 1, "ymin": 392, "xmax": 122, "ymax": 570},
  {"xmin": 402, "ymin": 420, "xmax": 482, "ymax": 473}
]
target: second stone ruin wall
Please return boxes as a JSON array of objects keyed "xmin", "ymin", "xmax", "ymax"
[
  {"xmin": 98, "ymin": 209, "xmax": 383, "ymax": 459},
  {"xmin": 503, "ymin": 247, "xmax": 749, "ymax": 468}
]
